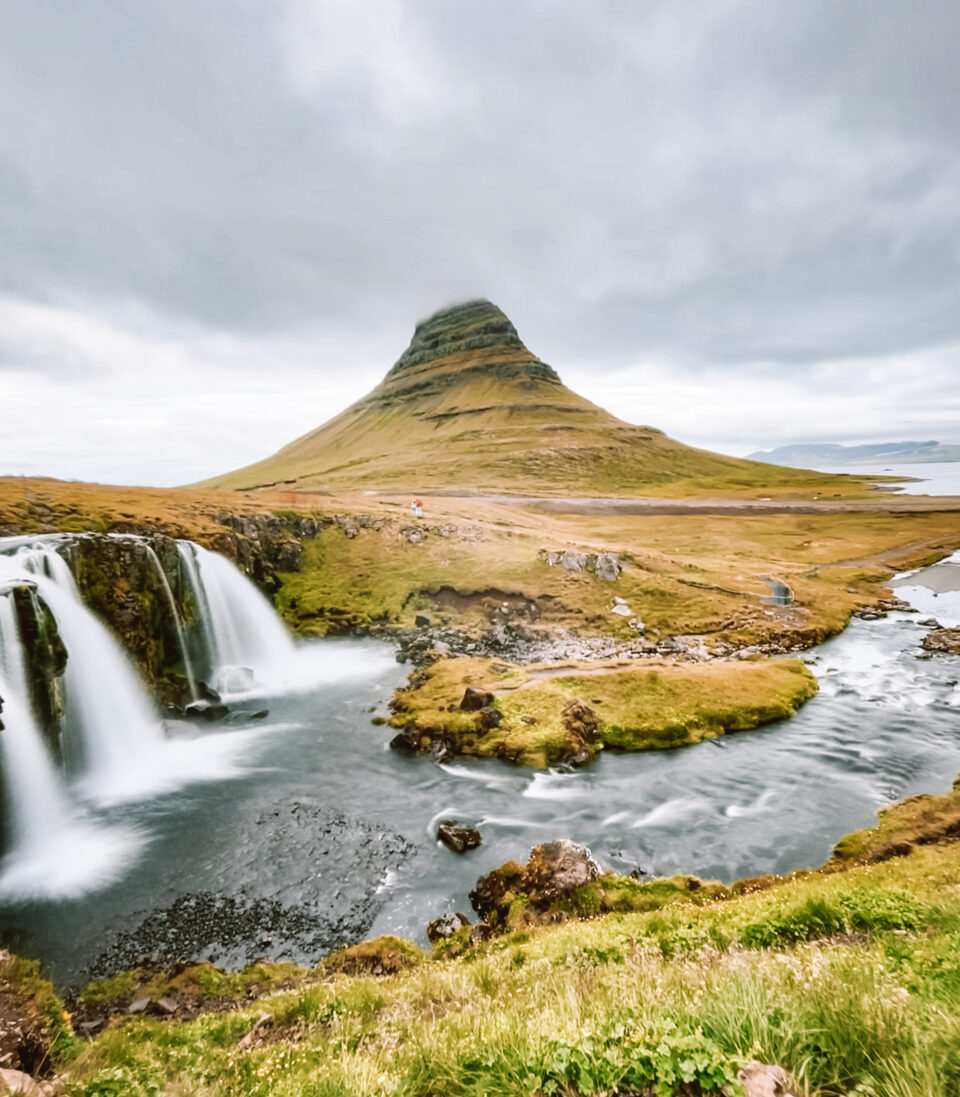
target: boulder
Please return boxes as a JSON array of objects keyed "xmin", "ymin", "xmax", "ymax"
[
  {"xmin": 183, "ymin": 700, "xmax": 229, "ymax": 722},
  {"xmin": 474, "ymin": 705, "xmax": 502, "ymax": 731},
  {"xmin": 595, "ymin": 553, "xmax": 621, "ymax": 581},
  {"xmin": 459, "ymin": 686, "xmax": 494, "ymax": 711},
  {"xmin": 414, "ymin": 614, "xmax": 431, "ymax": 628},
  {"xmin": 562, "ymin": 699, "xmax": 599, "ymax": 743},
  {"xmin": 611, "ymin": 603, "xmax": 631, "ymax": 616},
  {"xmin": 470, "ymin": 840, "xmax": 601, "ymax": 923},
  {"xmin": 0, "ymin": 1070, "xmax": 42, "ymax": 1096},
  {"xmin": 922, "ymin": 627, "xmax": 960, "ymax": 655},
  {"xmin": 737, "ymin": 1061, "xmax": 798, "ymax": 1097},
  {"xmin": 426, "ymin": 911, "xmax": 471, "ymax": 943},
  {"xmin": 388, "ymin": 727, "xmax": 420, "ymax": 753},
  {"xmin": 437, "ymin": 820, "xmax": 482, "ymax": 853},
  {"xmin": 523, "ymin": 840, "xmax": 601, "ymax": 904},
  {"xmin": 559, "ymin": 551, "xmax": 589, "ymax": 572}
]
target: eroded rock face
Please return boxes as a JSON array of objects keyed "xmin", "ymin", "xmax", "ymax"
[{"xmin": 469, "ymin": 840, "xmax": 601, "ymax": 924}]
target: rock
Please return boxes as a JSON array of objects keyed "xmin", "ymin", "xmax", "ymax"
[
  {"xmin": 629, "ymin": 617, "xmax": 645, "ymax": 632},
  {"xmin": 737, "ymin": 1061, "xmax": 797, "ymax": 1096},
  {"xmin": 437, "ymin": 820, "xmax": 482, "ymax": 854},
  {"xmin": 595, "ymin": 553, "xmax": 621, "ymax": 581},
  {"xmin": 236, "ymin": 1012, "xmax": 274, "ymax": 1051},
  {"xmin": 520, "ymin": 714, "xmax": 537, "ymax": 725},
  {"xmin": 470, "ymin": 922, "xmax": 494, "ymax": 945},
  {"xmin": 414, "ymin": 614, "xmax": 431, "ymax": 628},
  {"xmin": 426, "ymin": 911, "xmax": 471, "ymax": 943},
  {"xmin": 613, "ymin": 596, "xmax": 628, "ymax": 605},
  {"xmin": 922, "ymin": 627, "xmax": 960, "ymax": 655},
  {"xmin": 523, "ymin": 840, "xmax": 601, "ymax": 903},
  {"xmin": 611, "ymin": 603, "xmax": 631, "ymax": 616},
  {"xmin": 474, "ymin": 705, "xmax": 502, "ymax": 731},
  {"xmin": 127, "ymin": 997, "xmax": 151, "ymax": 1014},
  {"xmin": 562, "ymin": 699, "xmax": 599, "ymax": 743},
  {"xmin": 78, "ymin": 1019, "xmax": 105, "ymax": 1037},
  {"xmin": 150, "ymin": 997, "xmax": 178, "ymax": 1016},
  {"xmin": 470, "ymin": 840, "xmax": 601, "ymax": 923},
  {"xmin": 0, "ymin": 1069, "xmax": 42, "ymax": 1096},
  {"xmin": 918, "ymin": 617, "xmax": 939, "ymax": 627},
  {"xmin": 389, "ymin": 727, "xmax": 420, "ymax": 753},
  {"xmin": 183, "ymin": 700, "xmax": 229, "ymax": 722},
  {"xmin": 459, "ymin": 686, "xmax": 494, "ymax": 711},
  {"xmin": 559, "ymin": 551, "xmax": 589, "ymax": 572}
]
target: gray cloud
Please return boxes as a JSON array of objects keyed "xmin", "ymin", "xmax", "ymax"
[{"xmin": 0, "ymin": 0, "xmax": 958, "ymax": 482}]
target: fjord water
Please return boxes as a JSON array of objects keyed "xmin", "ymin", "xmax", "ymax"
[{"xmin": 1, "ymin": 546, "xmax": 959, "ymax": 985}]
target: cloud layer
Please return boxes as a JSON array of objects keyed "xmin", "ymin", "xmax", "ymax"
[{"xmin": 1, "ymin": 0, "xmax": 958, "ymax": 483}]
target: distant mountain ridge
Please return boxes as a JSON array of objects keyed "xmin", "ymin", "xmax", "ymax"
[
  {"xmin": 749, "ymin": 441, "xmax": 960, "ymax": 467},
  {"xmin": 202, "ymin": 299, "xmax": 846, "ymax": 496}
]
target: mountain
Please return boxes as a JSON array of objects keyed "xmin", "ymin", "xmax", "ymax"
[
  {"xmin": 749, "ymin": 441, "xmax": 960, "ymax": 467},
  {"xmin": 203, "ymin": 299, "xmax": 834, "ymax": 496}
]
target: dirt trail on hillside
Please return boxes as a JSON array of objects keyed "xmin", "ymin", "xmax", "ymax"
[
  {"xmin": 403, "ymin": 492, "xmax": 960, "ymax": 516},
  {"xmin": 805, "ymin": 535, "xmax": 958, "ymax": 577}
]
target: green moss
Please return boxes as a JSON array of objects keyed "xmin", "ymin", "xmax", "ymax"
[
  {"xmin": 1, "ymin": 951, "xmax": 78, "ymax": 1066},
  {"xmin": 389, "ymin": 655, "xmax": 818, "ymax": 767},
  {"xmin": 319, "ymin": 936, "xmax": 423, "ymax": 977}
]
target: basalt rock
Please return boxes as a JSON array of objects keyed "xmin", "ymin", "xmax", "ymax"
[
  {"xmin": 7, "ymin": 585, "xmax": 68, "ymax": 760},
  {"xmin": 459, "ymin": 687, "xmax": 494, "ymax": 711}
]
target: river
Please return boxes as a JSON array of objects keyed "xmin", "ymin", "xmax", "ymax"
[{"xmin": 0, "ymin": 555, "xmax": 959, "ymax": 987}]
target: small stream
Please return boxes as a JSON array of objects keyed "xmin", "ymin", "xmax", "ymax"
[{"xmin": 1, "ymin": 555, "xmax": 959, "ymax": 987}]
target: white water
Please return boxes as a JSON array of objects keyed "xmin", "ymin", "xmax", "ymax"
[
  {"xmin": 143, "ymin": 544, "xmax": 198, "ymax": 701},
  {"xmin": 184, "ymin": 542, "xmax": 394, "ymax": 696},
  {"xmin": 185, "ymin": 543, "xmax": 296, "ymax": 695},
  {"xmin": 0, "ymin": 590, "xmax": 142, "ymax": 900}
]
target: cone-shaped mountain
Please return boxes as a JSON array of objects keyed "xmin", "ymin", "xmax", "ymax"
[{"xmin": 203, "ymin": 299, "xmax": 803, "ymax": 495}]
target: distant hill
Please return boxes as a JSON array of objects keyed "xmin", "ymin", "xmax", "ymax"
[
  {"xmin": 749, "ymin": 441, "xmax": 960, "ymax": 468},
  {"xmin": 202, "ymin": 299, "xmax": 851, "ymax": 497}
]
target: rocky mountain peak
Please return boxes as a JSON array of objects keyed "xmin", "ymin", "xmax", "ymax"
[{"xmin": 386, "ymin": 299, "xmax": 560, "ymax": 384}]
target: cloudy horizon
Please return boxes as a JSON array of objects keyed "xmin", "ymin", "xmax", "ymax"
[{"xmin": 1, "ymin": 0, "xmax": 959, "ymax": 486}]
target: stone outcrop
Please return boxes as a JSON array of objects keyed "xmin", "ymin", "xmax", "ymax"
[
  {"xmin": 426, "ymin": 911, "xmax": 471, "ymax": 943},
  {"xmin": 922, "ymin": 627, "xmax": 960, "ymax": 654},
  {"xmin": 539, "ymin": 549, "xmax": 622, "ymax": 580},
  {"xmin": 469, "ymin": 840, "xmax": 601, "ymax": 926}
]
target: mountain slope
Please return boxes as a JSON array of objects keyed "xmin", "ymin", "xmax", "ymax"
[{"xmin": 202, "ymin": 300, "xmax": 849, "ymax": 496}]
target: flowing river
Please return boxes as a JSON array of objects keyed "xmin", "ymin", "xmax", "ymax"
[{"xmin": 0, "ymin": 542, "xmax": 958, "ymax": 987}]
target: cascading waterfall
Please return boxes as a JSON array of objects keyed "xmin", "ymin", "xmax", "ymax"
[
  {"xmin": 178, "ymin": 542, "xmax": 296, "ymax": 695},
  {"xmin": 0, "ymin": 595, "xmax": 73, "ymax": 851},
  {"xmin": 1, "ymin": 543, "xmax": 166, "ymax": 802},
  {"xmin": 0, "ymin": 532, "xmax": 310, "ymax": 899},
  {"xmin": 0, "ymin": 586, "xmax": 140, "ymax": 900},
  {"xmin": 142, "ymin": 544, "xmax": 198, "ymax": 702}
]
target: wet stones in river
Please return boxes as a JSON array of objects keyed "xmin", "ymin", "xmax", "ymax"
[
  {"xmin": 437, "ymin": 820, "xmax": 482, "ymax": 854},
  {"xmin": 922, "ymin": 627, "xmax": 960, "ymax": 654},
  {"xmin": 183, "ymin": 699, "xmax": 230, "ymax": 722}
]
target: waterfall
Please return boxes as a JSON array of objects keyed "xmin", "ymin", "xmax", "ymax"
[
  {"xmin": 143, "ymin": 544, "xmax": 198, "ymax": 701},
  {"xmin": 0, "ymin": 595, "xmax": 73, "ymax": 851},
  {"xmin": 180, "ymin": 542, "xmax": 296, "ymax": 695},
  {"xmin": 0, "ymin": 590, "xmax": 141, "ymax": 900},
  {"xmin": 0, "ymin": 543, "xmax": 164, "ymax": 804}
]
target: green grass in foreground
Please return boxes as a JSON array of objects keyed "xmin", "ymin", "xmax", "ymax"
[{"xmin": 59, "ymin": 840, "xmax": 960, "ymax": 1097}]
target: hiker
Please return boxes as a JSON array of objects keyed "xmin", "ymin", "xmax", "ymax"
[{"xmin": 411, "ymin": 497, "xmax": 423, "ymax": 518}]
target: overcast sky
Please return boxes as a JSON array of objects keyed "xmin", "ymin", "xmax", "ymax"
[{"xmin": 1, "ymin": 0, "xmax": 959, "ymax": 486}]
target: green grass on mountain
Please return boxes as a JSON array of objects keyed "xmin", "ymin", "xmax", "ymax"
[{"xmin": 198, "ymin": 299, "xmax": 872, "ymax": 499}]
